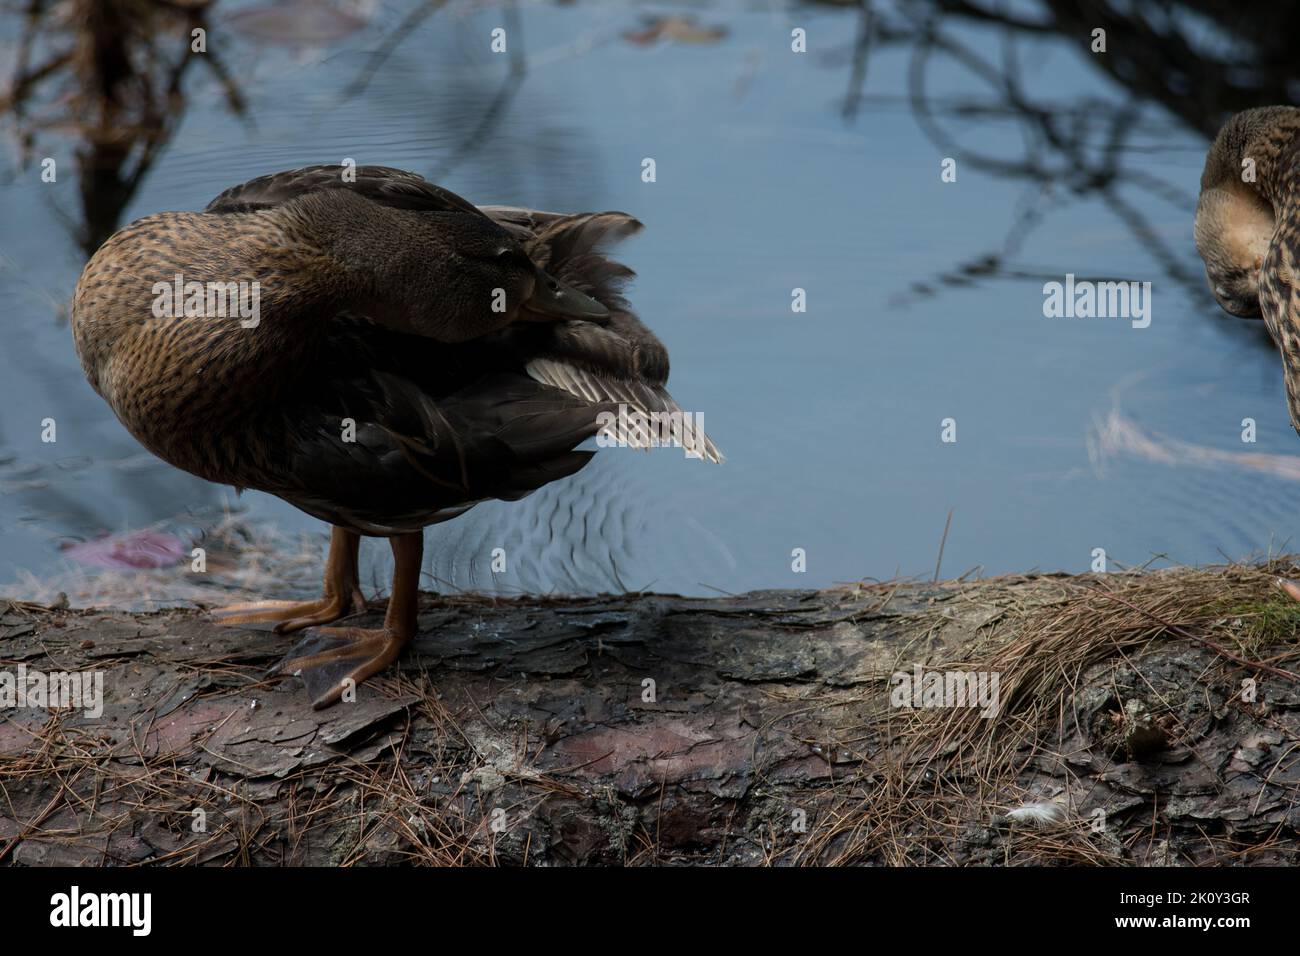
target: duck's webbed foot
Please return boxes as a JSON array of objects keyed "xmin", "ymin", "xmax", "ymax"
[
  {"xmin": 270, "ymin": 626, "xmax": 410, "ymax": 709},
  {"xmin": 210, "ymin": 526, "xmax": 365, "ymax": 634},
  {"xmin": 270, "ymin": 530, "xmax": 424, "ymax": 710},
  {"xmin": 1280, "ymin": 578, "xmax": 1300, "ymax": 602},
  {"xmin": 210, "ymin": 593, "xmax": 366, "ymax": 633}
]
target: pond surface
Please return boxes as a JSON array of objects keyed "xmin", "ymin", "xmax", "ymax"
[{"xmin": 0, "ymin": 0, "xmax": 1293, "ymax": 604}]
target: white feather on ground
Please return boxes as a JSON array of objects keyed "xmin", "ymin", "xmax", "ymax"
[{"xmin": 1003, "ymin": 801, "xmax": 1067, "ymax": 827}]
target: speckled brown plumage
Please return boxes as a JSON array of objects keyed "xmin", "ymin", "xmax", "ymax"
[
  {"xmin": 1198, "ymin": 108, "xmax": 1300, "ymax": 428},
  {"xmin": 1198, "ymin": 110, "xmax": 1300, "ymax": 611},
  {"xmin": 72, "ymin": 165, "xmax": 721, "ymax": 536},
  {"xmin": 71, "ymin": 165, "xmax": 722, "ymax": 708},
  {"xmin": 74, "ymin": 208, "xmax": 341, "ymax": 485}
]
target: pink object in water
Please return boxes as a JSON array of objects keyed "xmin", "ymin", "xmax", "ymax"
[
  {"xmin": 227, "ymin": 0, "xmax": 368, "ymax": 45},
  {"xmin": 62, "ymin": 531, "xmax": 189, "ymax": 570}
]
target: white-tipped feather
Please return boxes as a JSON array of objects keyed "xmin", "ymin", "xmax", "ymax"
[{"xmin": 525, "ymin": 357, "xmax": 724, "ymax": 463}]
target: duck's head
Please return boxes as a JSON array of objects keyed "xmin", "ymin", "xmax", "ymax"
[
  {"xmin": 1194, "ymin": 182, "xmax": 1271, "ymax": 318},
  {"xmin": 406, "ymin": 212, "xmax": 609, "ymax": 341},
  {"xmin": 1194, "ymin": 107, "xmax": 1298, "ymax": 319}
]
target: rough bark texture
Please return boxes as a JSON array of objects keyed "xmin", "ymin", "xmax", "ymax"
[{"xmin": 1, "ymin": 570, "xmax": 1298, "ymax": 866}]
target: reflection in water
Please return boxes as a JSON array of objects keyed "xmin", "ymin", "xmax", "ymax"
[
  {"xmin": 3, "ymin": 0, "xmax": 1300, "ymax": 602},
  {"xmin": 2, "ymin": 0, "xmax": 246, "ymax": 255},
  {"xmin": 11, "ymin": 512, "xmax": 327, "ymax": 610},
  {"xmin": 0, "ymin": 0, "xmax": 591, "ymax": 604},
  {"xmin": 1091, "ymin": 404, "xmax": 1300, "ymax": 484},
  {"xmin": 228, "ymin": 0, "xmax": 369, "ymax": 45},
  {"xmin": 822, "ymin": 0, "xmax": 1300, "ymax": 312}
]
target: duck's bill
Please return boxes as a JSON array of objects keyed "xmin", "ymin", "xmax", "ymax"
[
  {"xmin": 1215, "ymin": 294, "xmax": 1263, "ymax": 319},
  {"xmin": 521, "ymin": 268, "xmax": 610, "ymax": 322}
]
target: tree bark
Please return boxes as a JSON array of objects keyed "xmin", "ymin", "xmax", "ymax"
[{"xmin": 2, "ymin": 569, "xmax": 1297, "ymax": 865}]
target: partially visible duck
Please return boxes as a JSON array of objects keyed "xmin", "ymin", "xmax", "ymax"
[
  {"xmin": 71, "ymin": 165, "xmax": 721, "ymax": 708},
  {"xmin": 1194, "ymin": 106, "xmax": 1300, "ymax": 321},
  {"xmin": 1196, "ymin": 107, "xmax": 1300, "ymax": 599}
]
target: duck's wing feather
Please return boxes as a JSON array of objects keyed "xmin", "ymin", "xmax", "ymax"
[
  {"xmin": 200, "ymin": 177, "xmax": 718, "ymax": 536},
  {"xmin": 482, "ymin": 208, "xmax": 724, "ymax": 463},
  {"xmin": 268, "ymin": 338, "xmax": 613, "ymax": 535},
  {"xmin": 205, "ymin": 165, "xmax": 485, "ymax": 217}
]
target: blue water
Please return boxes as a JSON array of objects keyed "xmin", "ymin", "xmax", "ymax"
[{"xmin": 0, "ymin": 0, "xmax": 1293, "ymax": 604}]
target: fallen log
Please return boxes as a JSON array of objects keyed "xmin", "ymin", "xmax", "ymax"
[{"xmin": 2, "ymin": 562, "xmax": 1299, "ymax": 866}]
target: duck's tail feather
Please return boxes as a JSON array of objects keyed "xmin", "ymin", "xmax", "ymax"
[
  {"xmin": 483, "ymin": 207, "xmax": 644, "ymax": 311},
  {"xmin": 527, "ymin": 357, "xmax": 724, "ymax": 464}
]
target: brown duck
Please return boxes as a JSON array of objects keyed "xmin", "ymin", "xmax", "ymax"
[
  {"xmin": 71, "ymin": 165, "xmax": 721, "ymax": 708},
  {"xmin": 1197, "ymin": 107, "xmax": 1300, "ymax": 598}
]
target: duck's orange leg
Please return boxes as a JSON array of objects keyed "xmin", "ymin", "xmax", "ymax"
[
  {"xmin": 269, "ymin": 531, "xmax": 423, "ymax": 709},
  {"xmin": 211, "ymin": 526, "xmax": 366, "ymax": 633}
]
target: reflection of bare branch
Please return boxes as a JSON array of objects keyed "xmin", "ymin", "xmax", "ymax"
[
  {"xmin": 1099, "ymin": 190, "xmax": 1198, "ymax": 290},
  {"xmin": 199, "ymin": 43, "xmax": 249, "ymax": 118},
  {"xmin": 887, "ymin": 181, "xmax": 1056, "ymax": 305},
  {"xmin": 340, "ymin": 0, "xmax": 529, "ymax": 181},
  {"xmin": 927, "ymin": 0, "xmax": 1300, "ymax": 138},
  {"xmin": 2, "ymin": 0, "xmax": 56, "ymax": 152},
  {"xmin": 0, "ymin": 0, "xmax": 247, "ymax": 254},
  {"xmin": 841, "ymin": 0, "xmax": 873, "ymax": 120},
  {"xmin": 862, "ymin": 1, "xmax": 1209, "ymax": 306},
  {"xmin": 803, "ymin": 0, "xmax": 1300, "ymax": 308},
  {"xmin": 930, "ymin": 0, "xmax": 1054, "ymax": 33},
  {"xmin": 0, "ymin": 52, "xmax": 71, "ymax": 119},
  {"xmin": 1124, "ymin": 168, "xmax": 1197, "ymax": 211},
  {"xmin": 343, "ymin": 0, "xmax": 447, "ymax": 100},
  {"xmin": 428, "ymin": 0, "xmax": 525, "ymax": 182}
]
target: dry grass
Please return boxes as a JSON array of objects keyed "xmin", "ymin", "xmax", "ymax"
[
  {"xmin": 798, "ymin": 560, "xmax": 1300, "ymax": 866},
  {"xmin": 5, "ymin": 561, "xmax": 1300, "ymax": 866},
  {"xmin": 0, "ymin": 682, "xmax": 490, "ymax": 866},
  {"xmin": 0, "ymin": 659, "xmax": 604, "ymax": 866}
]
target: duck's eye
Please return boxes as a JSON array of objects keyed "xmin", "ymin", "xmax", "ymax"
[{"xmin": 496, "ymin": 248, "xmax": 528, "ymax": 266}]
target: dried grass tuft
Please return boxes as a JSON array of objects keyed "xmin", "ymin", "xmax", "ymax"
[{"xmin": 799, "ymin": 560, "xmax": 1300, "ymax": 866}]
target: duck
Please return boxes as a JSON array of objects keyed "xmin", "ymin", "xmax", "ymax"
[
  {"xmin": 1196, "ymin": 107, "xmax": 1300, "ymax": 599},
  {"xmin": 71, "ymin": 164, "xmax": 722, "ymax": 708}
]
